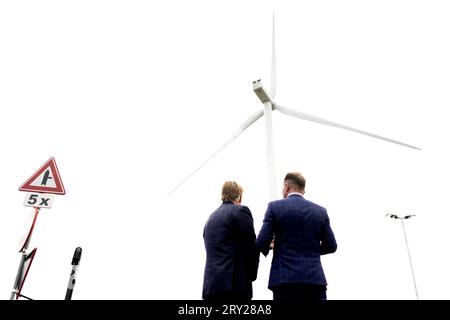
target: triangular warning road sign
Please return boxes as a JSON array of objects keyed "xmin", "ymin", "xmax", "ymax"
[{"xmin": 19, "ymin": 157, "xmax": 66, "ymax": 195}]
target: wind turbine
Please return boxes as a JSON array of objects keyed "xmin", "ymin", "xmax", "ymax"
[{"xmin": 167, "ymin": 13, "xmax": 420, "ymax": 199}]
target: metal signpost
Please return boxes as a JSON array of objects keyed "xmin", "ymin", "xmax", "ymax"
[{"xmin": 10, "ymin": 157, "xmax": 66, "ymax": 300}]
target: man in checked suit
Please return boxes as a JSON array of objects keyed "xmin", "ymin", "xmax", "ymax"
[
  {"xmin": 202, "ymin": 181, "xmax": 259, "ymax": 301},
  {"xmin": 256, "ymin": 172, "xmax": 337, "ymax": 300}
]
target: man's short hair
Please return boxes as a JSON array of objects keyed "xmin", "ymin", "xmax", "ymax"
[
  {"xmin": 284, "ymin": 172, "xmax": 306, "ymax": 191},
  {"xmin": 221, "ymin": 181, "xmax": 243, "ymax": 202}
]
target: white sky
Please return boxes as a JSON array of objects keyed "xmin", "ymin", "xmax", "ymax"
[{"xmin": 1, "ymin": 0, "xmax": 450, "ymax": 300}]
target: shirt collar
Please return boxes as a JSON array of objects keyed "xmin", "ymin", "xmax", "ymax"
[{"xmin": 287, "ymin": 192, "xmax": 303, "ymax": 198}]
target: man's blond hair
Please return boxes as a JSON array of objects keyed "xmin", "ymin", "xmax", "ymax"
[{"xmin": 221, "ymin": 181, "xmax": 243, "ymax": 203}]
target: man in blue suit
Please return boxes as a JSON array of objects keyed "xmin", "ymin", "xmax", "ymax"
[
  {"xmin": 202, "ymin": 181, "xmax": 259, "ymax": 301},
  {"xmin": 256, "ymin": 172, "xmax": 337, "ymax": 300}
]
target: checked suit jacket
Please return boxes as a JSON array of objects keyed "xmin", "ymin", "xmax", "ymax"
[{"xmin": 256, "ymin": 194, "xmax": 337, "ymax": 289}]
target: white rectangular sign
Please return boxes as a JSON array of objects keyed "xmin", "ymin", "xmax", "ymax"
[{"xmin": 23, "ymin": 192, "xmax": 54, "ymax": 209}]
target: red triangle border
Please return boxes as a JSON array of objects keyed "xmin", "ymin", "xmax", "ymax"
[{"xmin": 19, "ymin": 157, "xmax": 66, "ymax": 195}]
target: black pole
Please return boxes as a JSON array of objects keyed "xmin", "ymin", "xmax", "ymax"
[{"xmin": 65, "ymin": 247, "xmax": 82, "ymax": 300}]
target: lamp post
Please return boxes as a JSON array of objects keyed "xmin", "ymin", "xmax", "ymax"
[{"xmin": 386, "ymin": 214, "xmax": 419, "ymax": 300}]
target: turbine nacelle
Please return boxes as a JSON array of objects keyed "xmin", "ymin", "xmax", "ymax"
[{"xmin": 253, "ymin": 79, "xmax": 273, "ymax": 104}]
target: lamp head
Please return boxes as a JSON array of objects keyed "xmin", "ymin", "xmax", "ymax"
[{"xmin": 386, "ymin": 214, "xmax": 399, "ymax": 219}]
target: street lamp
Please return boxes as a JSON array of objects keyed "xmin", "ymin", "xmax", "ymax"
[{"xmin": 386, "ymin": 214, "xmax": 419, "ymax": 300}]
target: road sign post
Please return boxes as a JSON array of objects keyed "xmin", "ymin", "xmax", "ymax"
[{"xmin": 10, "ymin": 157, "xmax": 66, "ymax": 300}]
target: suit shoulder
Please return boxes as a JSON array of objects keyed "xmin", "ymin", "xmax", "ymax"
[
  {"xmin": 268, "ymin": 198, "xmax": 285, "ymax": 207},
  {"xmin": 306, "ymin": 199, "xmax": 326, "ymax": 211},
  {"xmin": 235, "ymin": 204, "xmax": 252, "ymax": 214},
  {"xmin": 304, "ymin": 199, "xmax": 329, "ymax": 218}
]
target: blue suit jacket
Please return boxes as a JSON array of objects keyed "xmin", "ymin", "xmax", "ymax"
[
  {"xmin": 203, "ymin": 202, "xmax": 259, "ymax": 299},
  {"xmin": 256, "ymin": 194, "xmax": 337, "ymax": 289}
]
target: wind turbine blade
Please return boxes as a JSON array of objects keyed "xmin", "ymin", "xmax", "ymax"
[
  {"xmin": 274, "ymin": 104, "xmax": 421, "ymax": 150},
  {"xmin": 270, "ymin": 11, "xmax": 276, "ymax": 99},
  {"xmin": 166, "ymin": 110, "xmax": 264, "ymax": 197}
]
